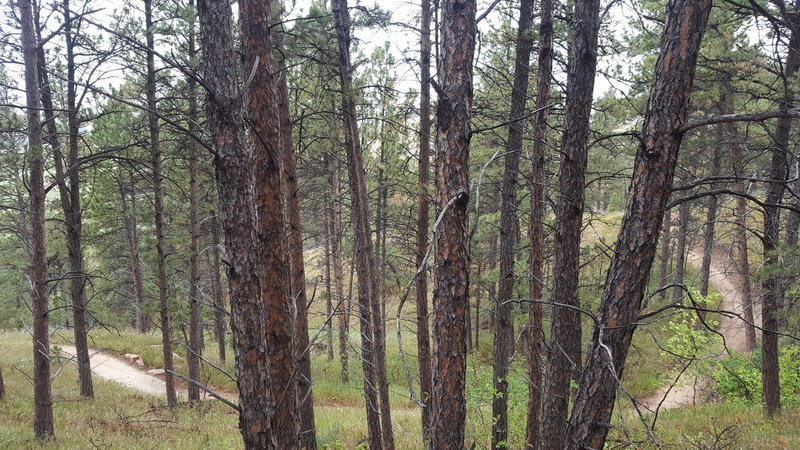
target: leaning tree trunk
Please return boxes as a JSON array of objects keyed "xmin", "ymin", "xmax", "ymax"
[
  {"xmin": 566, "ymin": 2, "xmax": 712, "ymax": 448},
  {"xmin": 762, "ymin": 12, "xmax": 800, "ymax": 416},
  {"xmin": 144, "ymin": 0, "xmax": 177, "ymax": 407},
  {"xmin": 540, "ymin": 1, "xmax": 601, "ymax": 447},
  {"xmin": 197, "ymin": 0, "xmax": 282, "ymax": 446},
  {"xmin": 525, "ymin": 0, "xmax": 553, "ymax": 446},
  {"xmin": 331, "ymin": 0, "xmax": 389, "ymax": 447},
  {"xmin": 431, "ymin": 0, "xmax": 476, "ymax": 448},
  {"xmin": 415, "ymin": 0, "xmax": 433, "ymax": 442},
  {"xmin": 492, "ymin": 0, "xmax": 534, "ymax": 446},
  {"xmin": 20, "ymin": 0, "xmax": 54, "ymax": 439}
]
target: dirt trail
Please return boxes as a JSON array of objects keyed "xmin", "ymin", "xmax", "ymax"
[
  {"xmin": 58, "ymin": 344, "xmax": 186, "ymax": 399},
  {"xmin": 639, "ymin": 249, "xmax": 761, "ymax": 411}
]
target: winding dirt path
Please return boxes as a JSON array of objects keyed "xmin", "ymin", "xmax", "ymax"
[
  {"xmin": 639, "ymin": 249, "xmax": 761, "ymax": 411},
  {"xmin": 57, "ymin": 344, "xmax": 187, "ymax": 399}
]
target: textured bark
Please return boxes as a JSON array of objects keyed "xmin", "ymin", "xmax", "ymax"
[
  {"xmin": 20, "ymin": 0, "xmax": 54, "ymax": 438},
  {"xmin": 240, "ymin": 0, "xmax": 299, "ymax": 445},
  {"xmin": 197, "ymin": 0, "xmax": 277, "ymax": 446},
  {"xmin": 36, "ymin": 3, "xmax": 92, "ymax": 397},
  {"xmin": 210, "ymin": 216, "xmax": 226, "ymax": 363},
  {"xmin": 540, "ymin": 1, "xmax": 600, "ymax": 447},
  {"xmin": 331, "ymin": 0, "xmax": 389, "ymax": 447},
  {"xmin": 144, "ymin": 0, "xmax": 177, "ymax": 407},
  {"xmin": 526, "ymin": 0, "xmax": 553, "ymax": 446},
  {"xmin": 330, "ymin": 156, "xmax": 349, "ymax": 383},
  {"xmin": 272, "ymin": 24, "xmax": 316, "ymax": 446},
  {"xmin": 415, "ymin": 0, "xmax": 433, "ymax": 442},
  {"xmin": 566, "ymin": 2, "xmax": 712, "ymax": 447},
  {"xmin": 431, "ymin": 0, "xmax": 476, "ymax": 447},
  {"xmin": 492, "ymin": 0, "xmax": 534, "ymax": 446},
  {"xmin": 762, "ymin": 11, "xmax": 799, "ymax": 416},
  {"xmin": 119, "ymin": 179, "xmax": 149, "ymax": 333},
  {"xmin": 673, "ymin": 202, "xmax": 690, "ymax": 304}
]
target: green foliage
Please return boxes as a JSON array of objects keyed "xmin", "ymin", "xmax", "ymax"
[{"xmin": 712, "ymin": 345, "xmax": 800, "ymax": 407}]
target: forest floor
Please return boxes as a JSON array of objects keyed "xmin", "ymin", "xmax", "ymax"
[{"xmin": 639, "ymin": 247, "xmax": 761, "ymax": 411}]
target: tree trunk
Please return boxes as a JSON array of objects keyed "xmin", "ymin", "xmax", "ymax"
[
  {"xmin": 325, "ymin": 190, "xmax": 335, "ymax": 359},
  {"xmin": 144, "ymin": 0, "xmax": 177, "ymax": 407},
  {"xmin": 733, "ymin": 142, "xmax": 757, "ymax": 351},
  {"xmin": 416, "ymin": 0, "xmax": 433, "ymax": 442},
  {"xmin": 762, "ymin": 11, "xmax": 799, "ymax": 417},
  {"xmin": 20, "ymin": 0, "xmax": 54, "ymax": 438},
  {"xmin": 492, "ymin": 0, "xmax": 534, "ymax": 447},
  {"xmin": 657, "ymin": 209, "xmax": 673, "ymax": 299},
  {"xmin": 540, "ymin": 1, "xmax": 601, "ymax": 447},
  {"xmin": 119, "ymin": 177, "xmax": 149, "ymax": 333},
  {"xmin": 35, "ymin": 2, "xmax": 92, "ymax": 397},
  {"xmin": 330, "ymin": 154, "xmax": 349, "ymax": 383},
  {"xmin": 431, "ymin": 0, "xmax": 476, "ymax": 447},
  {"xmin": 698, "ymin": 146, "xmax": 721, "ymax": 300},
  {"xmin": 566, "ymin": 2, "xmax": 712, "ymax": 447},
  {"xmin": 331, "ymin": 0, "xmax": 390, "ymax": 447},
  {"xmin": 186, "ymin": 13, "xmax": 202, "ymax": 402},
  {"xmin": 526, "ymin": 0, "xmax": 553, "ymax": 446},
  {"xmin": 240, "ymin": 0, "xmax": 299, "ymax": 445},
  {"xmin": 210, "ymin": 215, "xmax": 226, "ymax": 363},
  {"xmin": 673, "ymin": 202, "xmax": 690, "ymax": 305},
  {"xmin": 0, "ymin": 366, "xmax": 4, "ymax": 400},
  {"xmin": 270, "ymin": 17, "xmax": 316, "ymax": 446},
  {"xmin": 197, "ymin": 0, "xmax": 281, "ymax": 446}
]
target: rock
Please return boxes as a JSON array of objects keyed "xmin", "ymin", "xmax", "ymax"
[
  {"xmin": 147, "ymin": 369, "xmax": 165, "ymax": 375},
  {"xmin": 124, "ymin": 353, "xmax": 140, "ymax": 362},
  {"xmin": 136, "ymin": 359, "xmax": 145, "ymax": 367}
]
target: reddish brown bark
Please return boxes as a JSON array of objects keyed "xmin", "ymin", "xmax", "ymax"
[
  {"xmin": 541, "ymin": 1, "xmax": 601, "ymax": 446},
  {"xmin": 526, "ymin": 0, "xmax": 553, "ymax": 446},
  {"xmin": 20, "ymin": 0, "xmax": 54, "ymax": 438},
  {"xmin": 492, "ymin": 0, "xmax": 535, "ymax": 446},
  {"xmin": 566, "ymin": 2, "xmax": 712, "ymax": 447},
  {"xmin": 431, "ymin": 0, "xmax": 476, "ymax": 448},
  {"xmin": 240, "ymin": 0, "xmax": 299, "ymax": 445},
  {"xmin": 272, "ymin": 20, "xmax": 316, "ymax": 445},
  {"xmin": 415, "ymin": 0, "xmax": 433, "ymax": 442},
  {"xmin": 197, "ymin": 0, "xmax": 278, "ymax": 446}
]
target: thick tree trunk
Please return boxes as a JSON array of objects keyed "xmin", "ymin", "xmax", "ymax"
[
  {"xmin": 540, "ymin": 1, "xmax": 601, "ymax": 447},
  {"xmin": 431, "ymin": 0, "xmax": 476, "ymax": 448},
  {"xmin": 210, "ymin": 216, "xmax": 226, "ymax": 363},
  {"xmin": 274, "ymin": 33, "xmax": 316, "ymax": 448},
  {"xmin": 21, "ymin": 0, "xmax": 54, "ymax": 438},
  {"xmin": 526, "ymin": 0, "xmax": 553, "ymax": 446},
  {"xmin": 762, "ymin": 13, "xmax": 800, "ymax": 416},
  {"xmin": 330, "ymin": 155, "xmax": 349, "ymax": 383},
  {"xmin": 416, "ymin": 0, "xmax": 433, "ymax": 442},
  {"xmin": 331, "ymin": 0, "xmax": 390, "ymax": 447},
  {"xmin": 240, "ymin": 0, "xmax": 299, "ymax": 445},
  {"xmin": 492, "ymin": 0, "xmax": 534, "ymax": 446},
  {"xmin": 145, "ymin": 0, "xmax": 177, "ymax": 407},
  {"xmin": 198, "ymin": 0, "xmax": 281, "ymax": 446},
  {"xmin": 566, "ymin": 2, "xmax": 712, "ymax": 447}
]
